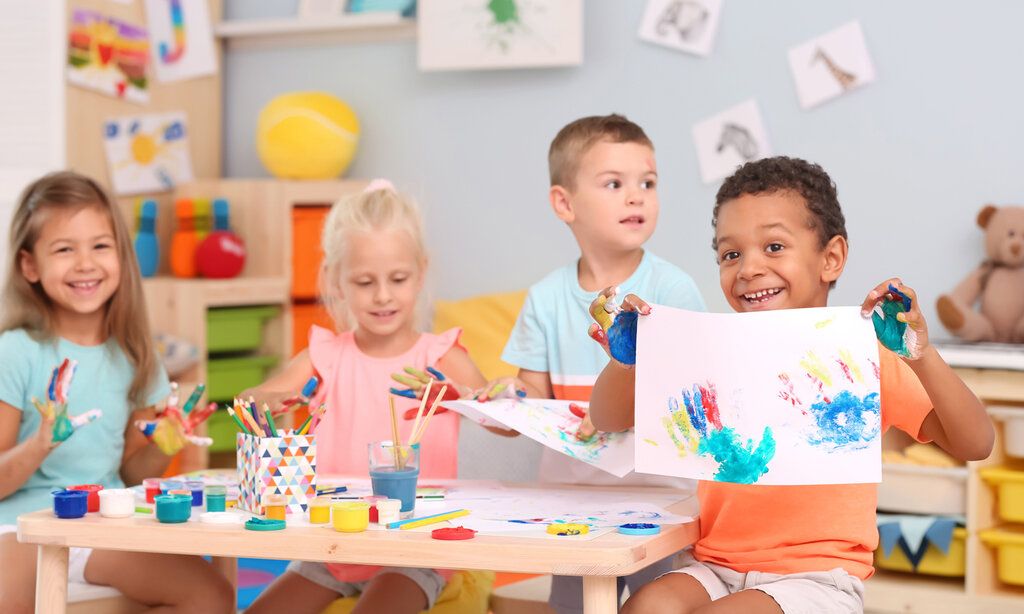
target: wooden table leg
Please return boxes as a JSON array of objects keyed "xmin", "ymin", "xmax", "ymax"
[
  {"xmin": 582, "ymin": 575, "xmax": 618, "ymax": 614},
  {"xmin": 211, "ymin": 556, "xmax": 238, "ymax": 612},
  {"xmin": 36, "ymin": 544, "xmax": 68, "ymax": 614}
]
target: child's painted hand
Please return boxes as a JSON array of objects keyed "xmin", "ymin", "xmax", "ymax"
[
  {"xmin": 31, "ymin": 397, "xmax": 102, "ymax": 445},
  {"xmin": 136, "ymin": 383, "xmax": 215, "ymax": 455},
  {"xmin": 569, "ymin": 402, "xmax": 597, "ymax": 442},
  {"xmin": 862, "ymin": 279, "xmax": 929, "ymax": 360},
  {"xmin": 391, "ymin": 366, "xmax": 464, "ymax": 400},
  {"xmin": 587, "ymin": 286, "xmax": 651, "ymax": 368},
  {"xmin": 473, "ymin": 377, "xmax": 528, "ymax": 403}
]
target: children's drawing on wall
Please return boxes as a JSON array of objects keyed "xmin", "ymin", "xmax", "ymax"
[
  {"xmin": 418, "ymin": 0, "xmax": 583, "ymax": 71},
  {"xmin": 692, "ymin": 99, "xmax": 771, "ymax": 184},
  {"xmin": 788, "ymin": 20, "xmax": 876, "ymax": 109},
  {"xmin": 443, "ymin": 399, "xmax": 635, "ymax": 477},
  {"xmin": 103, "ymin": 112, "xmax": 194, "ymax": 196},
  {"xmin": 637, "ymin": 0, "xmax": 721, "ymax": 57},
  {"xmin": 66, "ymin": 9, "xmax": 150, "ymax": 103},
  {"xmin": 634, "ymin": 305, "xmax": 882, "ymax": 485},
  {"xmin": 144, "ymin": 0, "xmax": 218, "ymax": 83}
]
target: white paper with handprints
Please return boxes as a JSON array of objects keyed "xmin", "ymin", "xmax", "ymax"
[
  {"xmin": 788, "ymin": 20, "xmax": 876, "ymax": 109},
  {"xmin": 635, "ymin": 305, "xmax": 881, "ymax": 486},
  {"xmin": 443, "ymin": 399, "xmax": 635, "ymax": 477}
]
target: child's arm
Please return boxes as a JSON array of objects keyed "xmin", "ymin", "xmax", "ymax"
[
  {"xmin": 863, "ymin": 280, "xmax": 994, "ymax": 461},
  {"xmin": 587, "ymin": 290, "xmax": 652, "ymax": 433},
  {"xmin": 239, "ymin": 350, "xmax": 317, "ymax": 412},
  {"xmin": 120, "ymin": 405, "xmax": 173, "ymax": 486},
  {"xmin": 0, "ymin": 402, "xmax": 56, "ymax": 499}
]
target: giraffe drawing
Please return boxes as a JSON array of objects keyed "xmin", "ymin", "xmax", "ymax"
[
  {"xmin": 716, "ymin": 123, "xmax": 758, "ymax": 161},
  {"xmin": 812, "ymin": 48, "xmax": 857, "ymax": 90},
  {"xmin": 656, "ymin": 0, "xmax": 709, "ymax": 42}
]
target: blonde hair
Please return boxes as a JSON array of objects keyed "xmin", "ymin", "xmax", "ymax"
[
  {"xmin": 548, "ymin": 113, "xmax": 654, "ymax": 189},
  {"xmin": 318, "ymin": 184, "xmax": 428, "ymax": 330},
  {"xmin": 1, "ymin": 171, "xmax": 159, "ymax": 408}
]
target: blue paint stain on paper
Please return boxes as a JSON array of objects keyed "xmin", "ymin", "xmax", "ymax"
[
  {"xmin": 697, "ymin": 426, "xmax": 776, "ymax": 484},
  {"xmin": 807, "ymin": 390, "xmax": 880, "ymax": 449}
]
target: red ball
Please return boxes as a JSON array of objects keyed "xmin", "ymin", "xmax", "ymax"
[{"xmin": 196, "ymin": 231, "xmax": 246, "ymax": 279}]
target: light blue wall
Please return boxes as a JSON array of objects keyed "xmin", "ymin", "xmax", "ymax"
[{"xmin": 223, "ymin": 1, "xmax": 1024, "ymax": 477}]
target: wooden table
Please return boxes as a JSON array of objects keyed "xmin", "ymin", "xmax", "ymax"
[{"xmin": 18, "ymin": 483, "xmax": 699, "ymax": 614}]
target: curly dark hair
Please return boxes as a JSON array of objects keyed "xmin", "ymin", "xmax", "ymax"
[{"xmin": 712, "ymin": 156, "xmax": 847, "ymax": 252}]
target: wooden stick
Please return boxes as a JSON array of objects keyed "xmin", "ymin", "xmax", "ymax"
[
  {"xmin": 411, "ymin": 385, "xmax": 447, "ymax": 445},
  {"xmin": 388, "ymin": 396, "xmax": 403, "ymax": 469},
  {"xmin": 408, "ymin": 379, "xmax": 432, "ymax": 445}
]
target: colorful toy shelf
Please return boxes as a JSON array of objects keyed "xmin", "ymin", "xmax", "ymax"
[
  {"xmin": 214, "ymin": 13, "xmax": 415, "ymax": 50},
  {"xmin": 865, "ymin": 345, "xmax": 1024, "ymax": 612}
]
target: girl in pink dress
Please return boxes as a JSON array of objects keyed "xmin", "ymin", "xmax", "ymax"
[{"xmin": 245, "ymin": 181, "xmax": 489, "ymax": 614}]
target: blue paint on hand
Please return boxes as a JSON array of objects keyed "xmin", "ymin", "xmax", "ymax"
[
  {"xmin": 426, "ymin": 366, "xmax": 446, "ymax": 381},
  {"xmin": 698, "ymin": 426, "xmax": 776, "ymax": 484},
  {"xmin": 807, "ymin": 390, "xmax": 880, "ymax": 449},
  {"xmin": 607, "ymin": 311, "xmax": 638, "ymax": 366},
  {"xmin": 872, "ymin": 299, "xmax": 910, "ymax": 357},
  {"xmin": 389, "ymin": 388, "xmax": 418, "ymax": 399}
]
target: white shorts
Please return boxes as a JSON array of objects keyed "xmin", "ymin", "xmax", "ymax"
[
  {"xmin": 0, "ymin": 524, "xmax": 92, "ymax": 584},
  {"xmin": 667, "ymin": 552, "xmax": 865, "ymax": 614},
  {"xmin": 286, "ymin": 561, "xmax": 446, "ymax": 609}
]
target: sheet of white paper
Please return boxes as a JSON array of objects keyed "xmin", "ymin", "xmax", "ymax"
[
  {"xmin": 417, "ymin": 0, "xmax": 583, "ymax": 71},
  {"xmin": 691, "ymin": 99, "xmax": 772, "ymax": 184},
  {"xmin": 637, "ymin": 0, "xmax": 722, "ymax": 57},
  {"xmin": 145, "ymin": 0, "xmax": 218, "ymax": 82},
  {"xmin": 788, "ymin": 20, "xmax": 876, "ymax": 109},
  {"xmin": 102, "ymin": 112, "xmax": 194, "ymax": 195},
  {"xmin": 443, "ymin": 400, "xmax": 635, "ymax": 477},
  {"xmin": 635, "ymin": 305, "xmax": 882, "ymax": 485}
]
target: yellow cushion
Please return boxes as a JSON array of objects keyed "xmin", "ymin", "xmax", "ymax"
[
  {"xmin": 321, "ymin": 570, "xmax": 495, "ymax": 614},
  {"xmin": 433, "ymin": 291, "xmax": 527, "ymax": 381}
]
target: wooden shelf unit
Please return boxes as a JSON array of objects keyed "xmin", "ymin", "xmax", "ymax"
[
  {"xmin": 864, "ymin": 346, "xmax": 1024, "ymax": 613},
  {"xmin": 214, "ymin": 13, "xmax": 416, "ymax": 50}
]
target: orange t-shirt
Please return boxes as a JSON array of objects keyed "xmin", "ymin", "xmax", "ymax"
[{"xmin": 693, "ymin": 348, "xmax": 934, "ymax": 580}]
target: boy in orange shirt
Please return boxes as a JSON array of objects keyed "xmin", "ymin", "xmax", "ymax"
[{"xmin": 587, "ymin": 157, "xmax": 994, "ymax": 613}]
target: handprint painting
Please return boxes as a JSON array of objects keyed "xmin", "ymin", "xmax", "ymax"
[{"xmin": 635, "ymin": 305, "xmax": 882, "ymax": 485}]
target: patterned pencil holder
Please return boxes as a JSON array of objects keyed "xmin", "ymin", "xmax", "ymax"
[{"xmin": 236, "ymin": 432, "xmax": 317, "ymax": 515}]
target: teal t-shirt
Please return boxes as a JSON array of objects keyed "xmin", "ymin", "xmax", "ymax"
[{"xmin": 0, "ymin": 329, "xmax": 169, "ymax": 523}]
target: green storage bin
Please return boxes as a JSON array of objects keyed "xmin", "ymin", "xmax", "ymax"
[
  {"xmin": 206, "ymin": 409, "xmax": 239, "ymax": 453},
  {"xmin": 206, "ymin": 306, "xmax": 280, "ymax": 353},
  {"xmin": 206, "ymin": 355, "xmax": 279, "ymax": 401}
]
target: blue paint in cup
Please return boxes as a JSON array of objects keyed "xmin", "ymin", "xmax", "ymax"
[
  {"xmin": 160, "ymin": 479, "xmax": 184, "ymax": 495},
  {"xmin": 369, "ymin": 468, "xmax": 419, "ymax": 513},
  {"xmin": 52, "ymin": 489, "xmax": 89, "ymax": 519},
  {"xmin": 185, "ymin": 480, "xmax": 204, "ymax": 507},
  {"xmin": 155, "ymin": 494, "xmax": 192, "ymax": 523}
]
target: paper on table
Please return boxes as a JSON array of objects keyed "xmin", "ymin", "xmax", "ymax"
[{"xmin": 443, "ymin": 399, "xmax": 635, "ymax": 477}]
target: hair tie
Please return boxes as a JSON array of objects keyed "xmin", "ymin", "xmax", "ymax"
[{"xmin": 363, "ymin": 178, "xmax": 396, "ymax": 194}]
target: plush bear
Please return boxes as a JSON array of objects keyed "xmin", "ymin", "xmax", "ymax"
[{"xmin": 936, "ymin": 205, "xmax": 1024, "ymax": 342}]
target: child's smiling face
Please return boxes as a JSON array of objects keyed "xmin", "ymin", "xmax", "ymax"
[{"xmin": 714, "ymin": 190, "xmax": 847, "ymax": 313}]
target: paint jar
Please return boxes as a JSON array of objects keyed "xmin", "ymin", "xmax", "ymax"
[
  {"xmin": 332, "ymin": 502, "xmax": 370, "ymax": 533},
  {"xmin": 368, "ymin": 441, "xmax": 419, "ymax": 516},
  {"xmin": 264, "ymin": 493, "xmax": 287, "ymax": 521},
  {"xmin": 67, "ymin": 484, "xmax": 103, "ymax": 513},
  {"xmin": 168, "ymin": 489, "xmax": 192, "ymax": 499},
  {"xmin": 155, "ymin": 494, "xmax": 192, "ymax": 523},
  {"xmin": 142, "ymin": 478, "xmax": 162, "ymax": 504},
  {"xmin": 308, "ymin": 496, "xmax": 331, "ymax": 524},
  {"xmin": 52, "ymin": 489, "xmax": 89, "ymax": 519},
  {"xmin": 98, "ymin": 488, "xmax": 135, "ymax": 518},
  {"xmin": 205, "ymin": 485, "xmax": 226, "ymax": 512},
  {"xmin": 363, "ymin": 495, "xmax": 386, "ymax": 523},
  {"xmin": 185, "ymin": 480, "xmax": 204, "ymax": 507},
  {"xmin": 376, "ymin": 499, "xmax": 402, "ymax": 527},
  {"xmin": 160, "ymin": 479, "xmax": 184, "ymax": 495}
]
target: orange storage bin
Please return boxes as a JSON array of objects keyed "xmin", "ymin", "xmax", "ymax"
[
  {"xmin": 292, "ymin": 302, "xmax": 335, "ymax": 355},
  {"xmin": 291, "ymin": 206, "xmax": 331, "ymax": 299}
]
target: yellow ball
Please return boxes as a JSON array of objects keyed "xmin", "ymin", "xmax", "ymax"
[{"xmin": 256, "ymin": 92, "xmax": 360, "ymax": 179}]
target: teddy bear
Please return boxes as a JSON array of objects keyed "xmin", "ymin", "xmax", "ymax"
[{"xmin": 936, "ymin": 205, "xmax": 1024, "ymax": 343}]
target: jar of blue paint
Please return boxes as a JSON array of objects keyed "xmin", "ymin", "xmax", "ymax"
[
  {"xmin": 52, "ymin": 489, "xmax": 89, "ymax": 519},
  {"xmin": 160, "ymin": 479, "xmax": 184, "ymax": 495},
  {"xmin": 205, "ymin": 485, "xmax": 226, "ymax": 512},
  {"xmin": 185, "ymin": 480, "xmax": 204, "ymax": 506},
  {"xmin": 155, "ymin": 493, "xmax": 192, "ymax": 523}
]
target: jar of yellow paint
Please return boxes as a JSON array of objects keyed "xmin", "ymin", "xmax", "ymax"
[
  {"xmin": 263, "ymin": 493, "xmax": 287, "ymax": 520},
  {"xmin": 308, "ymin": 496, "xmax": 331, "ymax": 524},
  {"xmin": 332, "ymin": 502, "xmax": 369, "ymax": 533}
]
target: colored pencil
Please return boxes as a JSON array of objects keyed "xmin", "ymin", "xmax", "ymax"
[
  {"xmin": 225, "ymin": 405, "xmax": 251, "ymax": 435},
  {"xmin": 263, "ymin": 403, "xmax": 278, "ymax": 436},
  {"xmin": 387, "ymin": 509, "xmax": 469, "ymax": 530}
]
